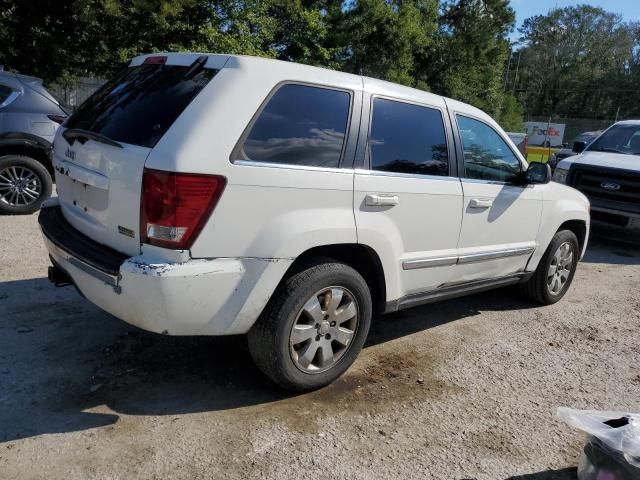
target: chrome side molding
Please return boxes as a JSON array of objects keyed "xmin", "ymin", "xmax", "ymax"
[
  {"xmin": 386, "ymin": 272, "xmax": 534, "ymax": 313},
  {"xmin": 402, "ymin": 256, "xmax": 458, "ymax": 270},
  {"xmin": 402, "ymin": 246, "xmax": 535, "ymax": 270},
  {"xmin": 457, "ymin": 246, "xmax": 535, "ymax": 264}
]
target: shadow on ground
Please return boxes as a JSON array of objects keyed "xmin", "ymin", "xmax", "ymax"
[
  {"xmin": 0, "ymin": 236, "xmax": 630, "ymax": 443},
  {"xmin": 582, "ymin": 231, "xmax": 640, "ymax": 265},
  {"xmin": 0, "ymin": 275, "xmax": 536, "ymax": 443},
  {"xmin": 508, "ymin": 467, "xmax": 577, "ymax": 479}
]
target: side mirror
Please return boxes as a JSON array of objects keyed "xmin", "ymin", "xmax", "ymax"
[
  {"xmin": 526, "ymin": 162, "xmax": 552, "ymax": 184},
  {"xmin": 573, "ymin": 141, "xmax": 587, "ymax": 153}
]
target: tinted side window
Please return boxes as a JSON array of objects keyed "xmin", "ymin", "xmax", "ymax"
[
  {"xmin": 629, "ymin": 131, "xmax": 640, "ymax": 154},
  {"xmin": 0, "ymin": 84, "xmax": 13, "ymax": 104},
  {"xmin": 457, "ymin": 115, "xmax": 522, "ymax": 182},
  {"xmin": 369, "ymin": 98, "xmax": 449, "ymax": 176},
  {"xmin": 236, "ymin": 84, "xmax": 351, "ymax": 168}
]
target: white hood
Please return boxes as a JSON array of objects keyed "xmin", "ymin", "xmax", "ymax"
[{"xmin": 557, "ymin": 151, "xmax": 640, "ymax": 171}]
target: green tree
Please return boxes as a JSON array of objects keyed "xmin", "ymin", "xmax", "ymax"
[
  {"xmin": 187, "ymin": 0, "xmax": 278, "ymax": 57},
  {"xmin": 515, "ymin": 5, "xmax": 638, "ymax": 119},
  {"xmin": 335, "ymin": 0, "xmax": 438, "ymax": 88},
  {"xmin": 0, "ymin": 0, "xmax": 198, "ymax": 82},
  {"xmin": 425, "ymin": 0, "xmax": 515, "ymax": 116},
  {"xmin": 0, "ymin": 0, "xmax": 522, "ymax": 127},
  {"xmin": 266, "ymin": 0, "xmax": 340, "ymax": 68},
  {"xmin": 496, "ymin": 93, "xmax": 524, "ymax": 131}
]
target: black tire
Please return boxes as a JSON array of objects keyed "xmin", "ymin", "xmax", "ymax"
[
  {"xmin": 248, "ymin": 260, "xmax": 372, "ymax": 392},
  {"xmin": 0, "ymin": 155, "xmax": 52, "ymax": 215},
  {"xmin": 521, "ymin": 230, "xmax": 579, "ymax": 305}
]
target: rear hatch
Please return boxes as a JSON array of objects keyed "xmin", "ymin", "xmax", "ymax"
[{"xmin": 52, "ymin": 55, "xmax": 220, "ymax": 256}]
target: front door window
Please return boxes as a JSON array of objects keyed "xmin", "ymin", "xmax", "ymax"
[{"xmin": 457, "ymin": 115, "xmax": 522, "ymax": 182}]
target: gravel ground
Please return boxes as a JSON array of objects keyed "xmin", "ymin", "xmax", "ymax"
[{"xmin": 0, "ymin": 211, "xmax": 638, "ymax": 480}]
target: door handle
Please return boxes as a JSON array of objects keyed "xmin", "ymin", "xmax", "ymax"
[
  {"xmin": 365, "ymin": 193, "xmax": 399, "ymax": 207},
  {"xmin": 469, "ymin": 198, "xmax": 493, "ymax": 209}
]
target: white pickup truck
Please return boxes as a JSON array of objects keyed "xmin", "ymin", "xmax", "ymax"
[
  {"xmin": 39, "ymin": 53, "xmax": 590, "ymax": 390},
  {"xmin": 553, "ymin": 120, "xmax": 640, "ymax": 234}
]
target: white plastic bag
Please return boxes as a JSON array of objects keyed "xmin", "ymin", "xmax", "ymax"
[{"xmin": 557, "ymin": 407, "xmax": 640, "ymax": 479}]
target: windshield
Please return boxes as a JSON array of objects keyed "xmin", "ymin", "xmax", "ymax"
[
  {"xmin": 65, "ymin": 63, "xmax": 217, "ymax": 148},
  {"xmin": 587, "ymin": 124, "xmax": 640, "ymax": 156},
  {"xmin": 575, "ymin": 132, "xmax": 599, "ymax": 144}
]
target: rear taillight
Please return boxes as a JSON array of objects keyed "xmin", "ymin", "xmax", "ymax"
[
  {"xmin": 140, "ymin": 168, "xmax": 226, "ymax": 250},
  {"xmin": 47, "ymin": 114, "xmax": 67, "ymax": 125}
]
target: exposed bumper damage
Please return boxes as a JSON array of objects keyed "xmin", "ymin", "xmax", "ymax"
[{"xmin": 39, "ymin": 203, "xmax": 292, "ymax": 335}]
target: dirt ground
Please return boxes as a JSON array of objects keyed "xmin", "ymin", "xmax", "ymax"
[{"xmin": 0, "ymin": 211, "xmax": 638, "ymax": 480}]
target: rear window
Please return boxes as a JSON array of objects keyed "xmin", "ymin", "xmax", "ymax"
[{"xmin": 65, "ymin": 64, "xmax": 217, "ymax": 148}]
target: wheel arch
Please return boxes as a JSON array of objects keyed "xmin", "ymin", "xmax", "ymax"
[
  {"xmin": 527, "ymin": 216, "xmax": 589, "ymax": 272},
  {"xmin": 0, "ymin": 132, "xmax": 53, "ymax": 174},
  {"xmin": 283, "ymin": 243, "xmax": 387, "ymax": 313},
  {"xmin": 558, "ymin": 219, "xmax": 587, "ymax": 256}
]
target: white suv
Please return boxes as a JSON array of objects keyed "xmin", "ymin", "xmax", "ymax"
[{"xmin": 39, "ymin": 53, "xmax": 590, "ymax": 391}]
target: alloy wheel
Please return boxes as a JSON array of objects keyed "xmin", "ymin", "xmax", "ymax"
[
  {"xmin": 0, "ymin": 166, "xmax": 42, "ymax": 206},
  {"xmin": 289, "ymin": 286, "xmax": 359, "ymax": 374},
  {"xmin": 547, "ymin": 241, "xmax": 574, "ymax": 295}
]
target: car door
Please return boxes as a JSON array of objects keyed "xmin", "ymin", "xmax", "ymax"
[
  {"xmin": 451, "ymin": 110, "xmax": 542, "ymax": 282},
  {"xmin": 353, "ymin": 88, "xmax": 463, "ymax": 300}
]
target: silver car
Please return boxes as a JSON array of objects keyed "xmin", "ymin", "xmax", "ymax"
[{"xmin": 0, "ymin": 70, "xmax": 69, "ymax": 214}]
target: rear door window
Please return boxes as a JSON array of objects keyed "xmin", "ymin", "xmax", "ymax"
[
  {"xmin": 234, "ymin": 84, "xmax": 351, "ymax": 168},
  {"xmin": 65, "ymin": 63, "xmax": 217, "ymax": 148},
  {"xmin": 368, "ymin": 98, "xmax": 450, "ymax": 176},
  {"xmin": 0, "ymin": 84, "xmax": 15, "ymax": 107}
]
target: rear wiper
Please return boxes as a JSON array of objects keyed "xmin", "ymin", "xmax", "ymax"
[
  {"xmin": 182, "ymin": 55, "xmax": 208, "ymax": 80},
  {"xmin": 63, "ymin": 128, "xmax": 123, "ymax": 149}
]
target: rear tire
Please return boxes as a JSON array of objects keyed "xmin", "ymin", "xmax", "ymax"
[
  {"xmin": 521, "ymin": 230, "xmax": 579, "ymax": 305},
  {"xmin": 0, "ymin": 155, "xmax": 52, "ymax": 215},
  {"xmin": 248, "ymin": 260, "xmax": 372, "ymax": 392}
]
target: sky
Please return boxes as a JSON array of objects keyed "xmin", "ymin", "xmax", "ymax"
[{"xmin": 509, "ymin": 0, "xmax": 640, "ymax": 42}]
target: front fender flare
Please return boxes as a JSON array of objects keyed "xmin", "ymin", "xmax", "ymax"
[{"xmin": 527, "ymin": 200, "xmax": 590, "ymax": 271}]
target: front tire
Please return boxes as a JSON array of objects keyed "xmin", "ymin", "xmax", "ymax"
[
  {"xmin": 248, "ymin": 260, "xmax": 372, "ymax": 392},
  {"xmin": 521, "ymin": 230, "xmax": 579, "ymax": 304},
  {"xmin": 0, "ymin": 155, "xmax": 52, "ymax": 215}
]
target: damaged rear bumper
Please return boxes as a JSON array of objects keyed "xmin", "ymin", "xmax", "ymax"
[{"xmin": 39, "ymin": 202, "xmax": 292, "ymax": 335}]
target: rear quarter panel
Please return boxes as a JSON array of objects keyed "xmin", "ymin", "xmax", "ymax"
[{"xmin": 145, "ymin": 56, "xmax": 363, "ymax": 259}]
